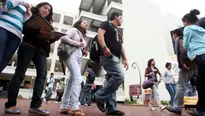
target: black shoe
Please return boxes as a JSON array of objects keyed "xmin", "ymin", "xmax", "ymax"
[
  {"xmin": 187, "ymin": 109, "xmax": 199, "ymax": 116},
  {"xmin": 106, "ymin": 110, "xmax": 125, "ymax": 116},
  {"xmin": 95, "ymin": 94, "xmax": 105, "ymax": 112},
  {"xmin": 166, "ymin": 107, "xmax": 181, "ymax": 115}
]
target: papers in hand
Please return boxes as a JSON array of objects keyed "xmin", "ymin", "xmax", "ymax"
[{"xmin": 49, "ymin": 31, "xmax": 66, "ymax": 40}]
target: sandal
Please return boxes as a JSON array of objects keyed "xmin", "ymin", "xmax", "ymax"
[
  {"xmin": 60, "ymin": 109, "xmax": 72, "ymax": 114},
  {"xmin": 72, "ymin": 110, "xmax": 85, "ymax": 116},
  {"xmin": 29, "ymin": 108, "xmax": 50, "ymax": 115}
]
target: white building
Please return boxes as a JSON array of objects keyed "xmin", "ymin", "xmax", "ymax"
[
  {"xmin": 0, "ymin": 0, "xmax": 183, "ymax": 102},
  {"xmin": 0, "ymin": 0, "xmax": 126, "ymax": 101}
]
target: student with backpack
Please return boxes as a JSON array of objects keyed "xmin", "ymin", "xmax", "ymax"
[{"xmin": 94, "ymin": 12, "xmax": 128, "ymax": 116}]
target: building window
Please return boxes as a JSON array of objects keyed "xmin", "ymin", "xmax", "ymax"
[
  {"xmin": 63, "ymin": 16, "xmax": 73, "ymax": 25},
  {"xmin": 89, "ymin": 26, "xmax": 98, "ymax": 32},
  {"xmin": 54, "ymin": 27, "xmax": 58, "ymax": 31},
  {"xmin": 53, "ymin": 13, "xmax": 61, "ymax": 23},
  {"xmin": 108, "ymin": 0, "xmax": 122, "ymax": 4},
  {"xmin": 61, "ymin": 29, "xmax": 68, "ymax": 33}
]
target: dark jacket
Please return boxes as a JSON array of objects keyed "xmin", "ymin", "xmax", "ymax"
[
  {"xmin": 22, "ymin": 15, "xmax": 55, "ymax": 57},
  {"xmin": 198, "ymin": 17, "xmax": 205, "ymax": 29},
  {"xmin": 145, "ymin": 67, "xmax": 161, "ymax": 82},
  {"xmin": 177, "ymin": 37, "xmax": 197, "ymax": 69}
]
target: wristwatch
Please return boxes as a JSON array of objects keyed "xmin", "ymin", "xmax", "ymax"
[{"xmin": 102, "ymin": 46, "xmax": 107, "ymax": 51}]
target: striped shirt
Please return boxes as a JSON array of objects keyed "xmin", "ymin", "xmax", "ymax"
[{"xmin": 0, "ymin": 0, "xmax": 30, "ymax": 38}]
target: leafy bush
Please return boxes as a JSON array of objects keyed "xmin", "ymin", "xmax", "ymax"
[
  {"xmin": 17, "ymin": 94, "xmax": 23, "ymax": 99},
  {"xmin": 161, "ymin": 100, "xmax": 169, "ymax": 105},
  {"xmin": 124, "ymin": 98, "xmax": 137, "ymax": 104}
]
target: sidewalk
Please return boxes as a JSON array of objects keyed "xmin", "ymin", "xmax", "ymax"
[{"xmin": 0, "ymin": 99, "xmax": 190, "ymax": 116}]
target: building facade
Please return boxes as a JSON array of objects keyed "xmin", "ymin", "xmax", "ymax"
[{"xmin": 0, "ymin": 0, "xmax": 125, "ymax": 101}]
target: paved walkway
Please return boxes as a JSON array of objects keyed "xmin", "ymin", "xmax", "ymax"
[{"xmin": 0, "ymin": 99, "xmax": 190, "ymax": 116}]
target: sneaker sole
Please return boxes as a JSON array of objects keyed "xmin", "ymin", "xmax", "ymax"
[{"xmin": 5, "ymin": 111, "xmax": 21, "ymax": 114}]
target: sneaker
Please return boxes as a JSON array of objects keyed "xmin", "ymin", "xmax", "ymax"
[
  {"xmin": 95, "ymin": 94, "xmax": 105, "ymax": 112},
  {"xmin": 166, "ymin": 107, "xmax": 182, "ymax": 115},
  {"xmin": 43, "ymin": 98, "xmax": 46, "ymax": 102},
  {"xmin": 106, "ymin": 110, "xmax": 125, "ymax": 116},
  {"xmin": 149, "ymin": 107, "xmax": 156, "ymax": 111},
  {"xmin": 187, "ymin": 109, "xmax": 199, "ymax": 116},
  {"xmin": 160, "ymin": 105, "xmax": 167, "ymax": 111}
]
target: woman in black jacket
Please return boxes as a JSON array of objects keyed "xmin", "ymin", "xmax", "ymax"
[{"xmin": 4, "ymin": 2, "xmax": 55, "ymax": 115}]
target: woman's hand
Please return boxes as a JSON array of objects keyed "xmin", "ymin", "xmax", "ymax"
[{"xmin": 83, "ymin": 50, "xmax": 88, "ymax": 57}]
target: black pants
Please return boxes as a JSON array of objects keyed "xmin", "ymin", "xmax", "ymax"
[
  {"xmin": 5, "ymin": 45, "xmax": 47, "ymax": 108},
  {"xmin": 194, "ymin": 54, "xmax": 205, "ymax": 112},
  {"xmin": 57, "ymin": 93, "xmax": 63, "ymax": 102}
]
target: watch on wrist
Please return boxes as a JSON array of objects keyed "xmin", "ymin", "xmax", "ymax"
[{"xmin": 102, "ymin": 46, "xmax": 107, "ymax": 51}]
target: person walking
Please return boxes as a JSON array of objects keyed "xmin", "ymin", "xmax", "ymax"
[
  {"xmin": 0, "ymin": 0, "xmax": 31, "ymax": 73},
  {"xmin": 59, "ymin": 20, "xmax": 88, "ymax": 116},
  {"xmin": 95, "ymin": 12, "xmax": 128, "ymax": 116},
  {"xmin": 166, "ymin": 27, "xmax": 198, "ymax": 115},
  {"xmin": 80, "ymin": 65, "xmax": 96, "ymax": 106},
  {"xmin": 179, "ymin": 9, "xmax": 205, "ymax": 116},
  {"xmin": 144, "ymin": 59, "xmax": 166, "ymax": 111},
  {"xmin": 162, "ymin": 62, "xmax": 176, "ymax": 107},
  {"xmin": 43, "ymin": 73, "xmax": 55, "ymax": 103},
  {"xmin": 4, "ymin": 2, "xmax": 55, "ymax": 115}
]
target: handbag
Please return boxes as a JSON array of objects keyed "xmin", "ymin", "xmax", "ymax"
[
  {"xmin": 57, "ymin": 29, "xmax": 83, "ymax": 62},
  {"xmin": 142, "ymin": 77, "xmax": 154, "ymax": 89},
  {"xmin": 57, "ymin": 42, "xmax": 77, "ymax": 62}
]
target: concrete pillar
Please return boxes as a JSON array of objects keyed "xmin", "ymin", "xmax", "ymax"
[{"xmin": 123, "ymin": 0, "xmax": 169, "ymax": 101}]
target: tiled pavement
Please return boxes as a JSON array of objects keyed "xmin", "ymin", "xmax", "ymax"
[{"xmin": 0, "ymin": 99, "xmax": 190, "ymax": 116}]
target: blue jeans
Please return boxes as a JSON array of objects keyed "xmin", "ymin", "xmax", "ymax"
[
  {"xmin": 194, "ymin": 54, "xmax": 205, "ymax": 114},
  {"xmin": 45, "ymin": 87, "xmax": 53, "ymax": 101},
  {"xmin": 80, "ymin": 85, "xmax": 92, "ymax": 106},
  {"xmin": 5, "ymin": 44, "xmax": 47, "ymax": 108},
  {"xmin": 149, "ymin": 83, "xmax": 162, "ymax": 107},
  {"xmin": 95, "ymin": 55, "xmax": 124, "ymax": 113},
  {"xmin": 60, "ymin": 49, "xmax": 83, "ymax": 110},
  {"xmin": 0, "ymin": 27, "xmax": 21, "ymax": 73},
  {"xmin": 165, "ymin": 84, "xmax": 176, "ymax": 106},
  {"xmin": 172, "ymin": 68, "xmax": 197, "ymax": 112}
]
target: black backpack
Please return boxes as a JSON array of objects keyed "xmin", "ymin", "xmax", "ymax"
[
  {"xmin": 90, "ymin": 35, "xmax": 101, "ymax": 63},
  {"xmin": 90, "ymin": 22, "xmax": 118, "ymax": 63}
]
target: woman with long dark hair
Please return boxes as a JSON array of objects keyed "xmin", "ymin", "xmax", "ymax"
[
  {"xmin": 59, "ymin": 20, "xmax": 88, "ymax": 116},
  {"xmin": 4, "ymin": 2, "xmax": 55, "ymax": 115},
  {"xmin": 144, "ymin": 59, "xmax": 166, "ymax": 111},
  {"xmin": 181, "ymin": 9, "xmax": 205, "ymax": 116}
]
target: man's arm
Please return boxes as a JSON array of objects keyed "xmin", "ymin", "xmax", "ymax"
[
  {"xmin": 98, "ymin": 28, "xmax": 106, "ymax": 48},
  {"xmin": 178, "ymin": 38, "xmax": 189, "ymax": 68},
  {"xmin": 121, "ymin": 45, "xmax": 129, "ymax": 70},
  {"xmin": 121, "ymin": 46, "xmax": 127, "ymax": 61}
]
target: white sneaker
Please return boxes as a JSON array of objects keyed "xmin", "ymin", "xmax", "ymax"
[
  {"xmin": 160, "ymin": 105, "xmax": 166, "ymax": 111},
  {"xmin": 55, "ymin": 101, "xmax": 59, "ymax": 103},
  {"xmin": 43, "ymin": 98, "xmax": 46, "ymax": 102},
  {"xmin": 149, "ymin": 107, "xmax": 156, "ymax": 111}
]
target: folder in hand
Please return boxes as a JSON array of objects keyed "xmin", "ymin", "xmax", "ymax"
[
  {"xmin": 27, "ymin": 16, "xmax": 54, "ymax": 32},
  {"xmin": 49, "ymin": 31, "xmax": 66, "ymax": 41}
]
